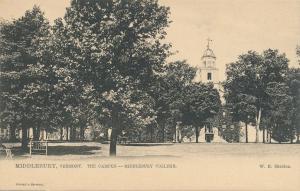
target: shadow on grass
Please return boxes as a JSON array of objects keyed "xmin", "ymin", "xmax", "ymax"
[
  {"xmin": 47, "ymin": 146, "xmax": 101, "ymax": 156},
  {"xmin": 119, "ymin": 143, "xmax": 174, "ymax": 146},
  {"xmin": 1, "ymin": 145, "xmax": 101, "ymax": 159}
]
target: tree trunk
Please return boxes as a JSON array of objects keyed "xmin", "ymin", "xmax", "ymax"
[
  {"xmin": 9, "ymin": 126, "xmax": 17, "ymax": 142},
  {"xmin": 32, "ymin": 127, "xmax": 36, "ymax": 140},
  {"xmin": 255, "ymin": 108, "xmax": 262, "ymax": 143},
  {"xmin": 70, "ymin": 127, "xmax": 76, "ymax": 141},
  {"xmin": 195, "ymin": 127, "xmax": 199, "ymax": 143},
  {"xmin": 40, "ymin": 129, "xmax": 44, "ymax": 140},
  {"xmin": 266, "ymin": 128, "xmax": 269, "ymax": 143},
  {"xmin": 296, "ymin": 124, "xmax": 300, "ymax": 143},
  {"xmin": 150, "ymin": 128, "xmax": 153, "ymax": 143},
  {"xmin": 109, "ymin": 128, "xmax": 117, "ymax": 156},
  {"xmin": 21, "ymin": 126, "xmax": 28, "ymax": 150},
  {"xmin": 80, "ymin": 126, "xmax": 85, "ymax": 141},
  {"xmin": 109, "ymin": 108, "xmax": 118, "ymax": 157},
  {"xmin": 162, "ymin": 125, "xmax": 165, "ymax": 143},
  {"xmin": 37, "ymin": 128, "xmax": 40, "ymax": 140},
  {"xmin": 66, "ymin": 127, "xmax": 69, "ymax": 141},
  {"xmin": 174, "ymin": 126, "xmax": 177, "ymax": 143},
  {"xmin": 60, "ymin": 127, "xmax": 63, "ymax": 141},
  {"xmin": 290, "ymin": 125, "xmax": 294, "ymax": 144},
  {"xmin": 178, "ymin": 129, "xmax": 182, "ymax": 143},
  {"xmin": 263, "ymin": 126, "xmax": 265, "ymax": 143},
  {"xmin": 237, "ymin": 123, "xmax": 240, "ymax": 143},
  {"xmin": 33, "ymin": 127, "xmax": 40, "ymax": 141},
  {"xmin": 69, "ymin": 127, "xmax": 73, "ymax": 141},
  {"xmin": 245, "ymin": 123, "xmax": 248, "ymax": 143}
]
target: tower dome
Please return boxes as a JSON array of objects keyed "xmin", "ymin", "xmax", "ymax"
[
  {"xmin": 202, "ymin": 48, "xmax": 216, "ymax": 59},
  {"xmin": 202, "ymin": 38, "xmax": 216, "ymax": 59},
  {"xmin": 194, "ymin": 38, "xmax": 218, "ymax": 84}
]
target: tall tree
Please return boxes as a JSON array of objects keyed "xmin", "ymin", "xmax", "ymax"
[
  {"xmin": 0, "ymin": 6, "xmax": 50, "ymax": 149},
  {"xmin": 54, "ymin": 0, "xmax": 171, "ymax": 156},
  {"xmin": 287, "ymin": 68, "xmax": 300, "ymax": 143},
  {"xmin": 224, "ymin": 50, "xmax": 289, "ymax": 143},
  {"xmin": 224, "ymin": 94, "xmax": 256, "ymax": 143},
  {"xmin": 151, "ymin": 60, "xmax": 196, "ymax": 142},
  {"xmin": 265, "ymin": 82, "xmax": 293, "ymax": 143},
  {"xmin": 182, "ymin": 83, "xmax": 221, "ymax": 143}
]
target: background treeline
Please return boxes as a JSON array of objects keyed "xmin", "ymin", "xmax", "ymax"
[
  {"xmin": 0, "ymin": 0, "xmax": 299, "ymax": 156},
  {"xmin": 224, "ymin": 50, "xmax": 300, "ymax": 144}
]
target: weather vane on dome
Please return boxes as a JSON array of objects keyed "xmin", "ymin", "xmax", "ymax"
[{"xmin": 207, "ymin": 38, "xmax": 212, "ymax": 49}]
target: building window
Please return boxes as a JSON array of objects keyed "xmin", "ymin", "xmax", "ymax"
[{"xmin": 207, "ymin": 72, "xmax": 212, "ymax": 80}]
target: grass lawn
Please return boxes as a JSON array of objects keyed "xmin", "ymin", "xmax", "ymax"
[{"xmin": 1, "ymin": 142, "xmax": 300, "ymax": 160}]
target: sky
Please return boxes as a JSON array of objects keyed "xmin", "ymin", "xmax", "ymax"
[{"xmin": 0, "ymin": 0, "xmax": 299, "ymax": 81}]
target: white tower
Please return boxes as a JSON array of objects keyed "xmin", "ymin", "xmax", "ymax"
[
  {"xmin": 194, "ymin": 39, "xmax": 226, "ymax": 143},
  {"xmin": 195, "ymin": 38, "xmax": 219, "ymax": 88}
]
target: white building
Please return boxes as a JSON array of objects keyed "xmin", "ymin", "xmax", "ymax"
[
  {"xmin": 194, "ymin": 39, "xmax": 225, "ymax": 143},
  {"xmin": 194, "ymin": 38, "xmax": 219, "ymax": 86}
]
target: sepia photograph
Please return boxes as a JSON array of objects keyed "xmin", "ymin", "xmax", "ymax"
[{"xmin": 0, "ymin": 0, "xmax": 299, "ymax": 190}]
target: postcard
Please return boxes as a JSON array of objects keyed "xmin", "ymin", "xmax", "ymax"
[{"xmin": 0, "ymin": 0, "xmax": 299, "ymax": 190}]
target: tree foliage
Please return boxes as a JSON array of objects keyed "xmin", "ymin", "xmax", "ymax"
[
  {"xmin": 0, "ymin": 6, "xmax": 50, "ymax": 146},
  {"xmin": 224, "ymin": 49, "xmax": 292, "ymax": 143},
  {"xmin": 151, "ymin": 60, "xmax": 196, "ymax": 142},
  {"xmin": 50, "ymin": 0, "xmax": 171, "ymax": 155}
]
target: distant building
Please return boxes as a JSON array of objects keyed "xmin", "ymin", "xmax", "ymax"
[
  {"xmin": 194, "ymin": 39, "xmax": 226, "ymax": 143},
  {"xmin": 195, "ymin": 38, "xmax": 219, "ymax": 87}
]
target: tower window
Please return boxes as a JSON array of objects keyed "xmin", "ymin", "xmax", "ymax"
[{"xmin": 207, "ymin": 72, "xmax": 212, "ymax": 80}]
